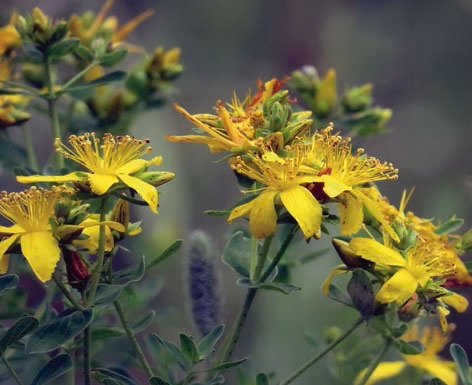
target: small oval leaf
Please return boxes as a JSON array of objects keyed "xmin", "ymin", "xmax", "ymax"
[{"xmin": 31, "ymin": 354, "xmax": 72, "ymax": 385}]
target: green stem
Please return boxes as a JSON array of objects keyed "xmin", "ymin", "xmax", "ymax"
[
  {"xmin": 259, "ymin": 225, "xmax": 298, "ymax": 283},
  {"xmin": 21, "ymin": 124, "xmax": 39, "ymax": 171},
  {"xmin": 52, "ymin": 273, "xmax": 85, "ymax": 310},
  {"xmin": 62, "ymin": 61, "xmax": 98, "ymax": 90},
  {"xmin": 355, "ymin": 337, "xmax": 392, "ymax": 385},
  {"xmin": 83, "ymin": 325, "xmax": 92, "ymax": 385},
  {"xmin": 217, "ymin": 228, "xmax": 297, "ymax": 371},
  {"xmin": 86, "ymin": 196, "xmax": 108, "ymax": 306},
  {"xmin": 113, "ymin": 299, "xmax": 155, "ymax": 378},
  {"xmin": 251, "ymin": 235, "xmax": 273, "ymax": 282},
  {"xmin": 279, "ymin": 317, "xmax": 364, "ymax": 385},
  {"xmin": 44, "ymin": 56, "xmax": 64, "ymax": 170},
  {"xmin": 2, "ymin": 355, "xmax": 24, "ymax": 385}
]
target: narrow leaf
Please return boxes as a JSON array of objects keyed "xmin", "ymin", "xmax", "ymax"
[
  {"xmin": 92, "ymin": 368, "xmax": 137, "ymax": 385},
  {"xmin": 327, "ymin": 284, "xmax": 353, "ymax": 307},
  {"xmin": 47, "ymin": 38, "xmax": 80, "ymax": 59},
  {"xmin": 180, "ymin": 333, "xmax": 200, "ymax": 364},
  {"xmin": 30, "ymin": 354, "xmax": 72, "ymax": 385},
  {"xmin": 0, "ymin": 274, "xmax": 19, "ymax": 295},
  {"xmin": 395, "ymin": 339, "xmax": 424, "ymax": 355},
  {"xmin": 435, "ymin": 217, "xmax": 464, "ymax": 235},
  {"xmin": 203, "ymin": 358, "xmax": 247, "ymax": 373},
  {"xmin": 197, "ymin": 324, "xmax": 225, "ymax": 359},
  {"xmin": 146, "ymin": 239, "xmax": 183, "ymax": 270},
  {"xmin": 62, "ymin": 71, "xmax": 126, "ymax": 93},
  {"xmin": 149, "ymin": 378, "xmax": 170, "ymax": 385},
  {"xmin": 0, "ymin": 316, "xmax": 38, "ymax": 354},
  {"xmin": 95, "ymin": 284, "xmax": 125, "ymax": 305},
  {"xmin": 150, "ymin": 333, "xmax": 189, "ymax": 371}
]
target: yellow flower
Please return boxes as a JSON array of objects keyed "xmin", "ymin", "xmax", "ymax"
[
  {"xmin": 17, "ymin": 133, "xmax": 174, "ymax": 214},
  {"xmin": 227, "ymin": 142, "xmax": 322, "ymax": 239},
  {"xmin": 0, "ymin": 187, "xmax": 65, "ymax": 282},
  {"xmin": 167, "ymin": 78, "xmax": 312, "ymax": 154},
  {"xmin": 349, "ymin": 237, "xmax": 459, "ymax": 306},
  {"xmin": 69, "ymin": 0, "xmax": 153, "ymax": 49},
  {"xmin": 356, "ymin": 325, "xmax": 457, "ymax": 385},
  {"xmin": 305, "ymin": 126, "xmax": 399, "ymax": 239}
]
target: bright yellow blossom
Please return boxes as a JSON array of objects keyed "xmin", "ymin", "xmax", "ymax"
[
  {"xmin": 69, "ymin": 0, "xmax": 153, "ymax": 49},
  {"xmin": 305, "ymin": 126, "xmax": 399, "ymax": 239},
  {"xmin": 16, "ymin": 133, "xmax": 174, "ymax": 214},
  {"xmin": 349, "ymin": 237, "xmax": 464, "ymax": 308},
  {"xmin": 228, "ymin": 142, "xmax": 322, "ymax": 239},
  {"xmin": 356, "ymin": 325, "xmax": 457, "ymax": 385},
  {"xmin": 167, "ymin": 78, "xmax": 312, "ymax": 154},
  {"xmin": 0, "ymin": 187, "xmax": 65, "ymax": 282}
]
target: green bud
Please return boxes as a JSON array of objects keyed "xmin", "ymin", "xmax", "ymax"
[
  {"xmin": 99, "ymin": 48, "xmax": 128, "ymax": 67},
  {"xmin": 268, "ymin": 101, "xmax": 288, "ymax": 132},
  {"xmin": 50, "ymin": 20, "xmax": 69, "ymax": 44},
  {"xmin": 342, "ymin": 83, "xmax": 373, "ymax": 112},
  {"xmin": 456, "ymin": 229, "xmax": 472, "ymax": 253},
  {"xmin": 137, "ymin": 171, "xmax": 175, "ymax": 187}
]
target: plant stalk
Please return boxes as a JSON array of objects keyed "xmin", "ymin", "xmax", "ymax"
[
  {"xmin": 279, "ymin": 317, "xmax": 364, "ymax": 385},
  {"xmin": 113, "ymin": 299, "xmax": 155, "ymax": 378},
  {"xmin": 1, "ymin": 355, "xmax": 24, "ymax": 385},
  {"xmin": 355, "ymin": 337, "xmax": 392, "ymax": 385},
  {"xmin": 21, "ymin": 124, "xmax": 39, "ymax": 171}
]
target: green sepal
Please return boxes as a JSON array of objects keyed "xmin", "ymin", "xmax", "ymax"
[
  {"xmin": 99, "ymin": 49, "xmax": 128, "ymax": 67},
  {"xmin": 394, "ymin": 339, "xmax": 424, "ymax": 355}
]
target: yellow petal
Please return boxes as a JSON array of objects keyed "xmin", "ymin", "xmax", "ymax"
[
  {"xmin": 20, "ymin": 232, "xmax": 61, "ymax": 282},
  {"xmin": 376, "ymin": 268, "xmax": 418, "ymax": 304},
  {"xmin": 116, "ymin": 159, "xmax": 148, "ymax": 175},
  {"xmin": 118, "ymin": 174, "xmax": 158, "ymax": 213},
  {"xmin": 228, "ymin": 199, "xmax": 256, "ymax": 223},
  {"xmin": 337, "ymin": 192, "xmax": 363, "ymax": 235},
  {"xmin": 355, "ymin": 362, "xmax": 406, "ymax": 385},
  {"xmin": 322, "ymin": 265, "xmax": 349, "ymax": 294},
  {"xmin": 349, "ymin": 238, "xmax": 406, "ymax": 267},
  {"xmin": 17, "ymin": 172, "xmax": 83, "ymax": 184},
  {"xmin": 442, "ymin": 292, "xmax": 469, "ymax": 313},
  {"xmin": 317, "ymin": 175, "xmax": 351, "ymax": 197},
  {"xmin": 409, "ymin": 357, "xmax": 457, "ymax": 385},
  {"xmin": 0, "ymin": 224, "xmax": 24, "ymax": 235},
  {"xmin": 165, "ymin": 135, "xmax": 228, "ymax": 153},
  {"xmin": 88, "ymin": 173, "xmax": 119, "ymax": 195},
  {"xmin": 280, "ymin": 186, "xmax": 322, "ymax": 239},
  {"xmin": 248, "ymin": 190, "xmax": 278, "ymax": 239},
  {"xmin": 0, "ymin": 234, "xmax": 20, "ymax": 269},
  {"xmin": 74, "ymin": 225, "xmax": 114, "ymax": 253}
]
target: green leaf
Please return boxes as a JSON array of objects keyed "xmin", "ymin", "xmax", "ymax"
[
  {"xmin": 435, "ymin": 217, "xmax": 464, "ymax": 235},
  {"xmin": 146, "ymin": 239, "xmax": 183, "ymax": 270},
  {"xmin": 99, "ymin": 49, "xmax": 128, "ymax": 67},
  {"xmin": 327, "ymin": 283, "xmax": 353, "ymax": 307},
  {"xmin": 0, "ymin": 316, "xmax": 39, "ymax": 355},
  {"xmin": 255, "ymin": 372, "xmax": 269, "ymax": 385},
  {"xmin": 30, "ymin": 354, "xmax": 72, "ymax": 385},
  {"xmin": 0, "ymin": 274, "xmax": 19, "ymax": 295},
  {"xmin": 197, "ymin": 324, "xmax": 225, "ymax": 359},
  {"xmin": 236, "ymin": 278, "xmax": 300, "ymax": 295},
  {"xmin": 149, "ymin": 377, "xmax": 170, "ymax": 385},
  {"xmin": 26, "ymin": 309, "xmax": 93, "ymax": 353},
  {"xmin": 74, "ymin": 44, "xmax": 95, "ymax": 62},
  {"xmin": 394, "ymin": 339, "xmax": 424, "ymax": 355},
  {"xmin": 113, "ymin": 255, "xmax": 145, "ymax": 285},
  {"xmin": 90, "ymin": 328, "xmax": 124, "ymax": 341},
  {"xmin": 62, "ymin": 71, "xmax": 126, "ymax": 93},
  {"xmin": 347, "ymin": 269, "xmax": 374, "ymax": 320},
  {"xmin": 47, "ymin": 38, "xmax": 80, "ymax": 60},
  {"xmin": 92, "ymin": 368, "xmax": 137, "ymax": 385},
  {"xmin": 0, "ymin": 89, "xmax": 35, "ymax": 96},
  {"xmin": 180, "ymin": 333, "xmax": 200, "ymax": 364},
  {"xmin": 204, "ymin": 209, "xmax": 230, "ymax": 216},
  {"xmin": 95, "ymin": 284, "xmax": 125, "ymax": 305},
  {"xmin": 150, "ymin": 333, "xmax": 189, "ymax": 371},
  {"xmin": 203, "ymin": 358, "xmax": 247, "ymax": 373},
  {"xmin": 222, "ymin": 231, "xmax": 253, "ymax": 278},
  {"xmin": 131, "ymin": 311, "xmax": 155, "ymax": 333},
  {"xmin": 450, "ymin": 343, "xmax": 471, "ymax": 385}
]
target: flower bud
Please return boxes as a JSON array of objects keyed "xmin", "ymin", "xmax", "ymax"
[
  {"xmin": 342, "ymin": 84, "xmax": 373, "ymax": 112},
  {"xmin": 136, "ymin": 171, "xmax": 175, "ymax": 187},
  {"xmin": 332, "ymin": 238, "xmax": 373, "ymax": 269},
  {"xmin": 63, "ymin": 249, "xmax": 90, "ymax": 292},
  {"xmin": 314, "ymin": 68, "xmax": 337, "ymax": 117}
]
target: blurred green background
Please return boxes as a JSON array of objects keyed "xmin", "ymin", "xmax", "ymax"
[{"xmin": 2, "ymin": 1, "xmax": 472, "ymax": 384}]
